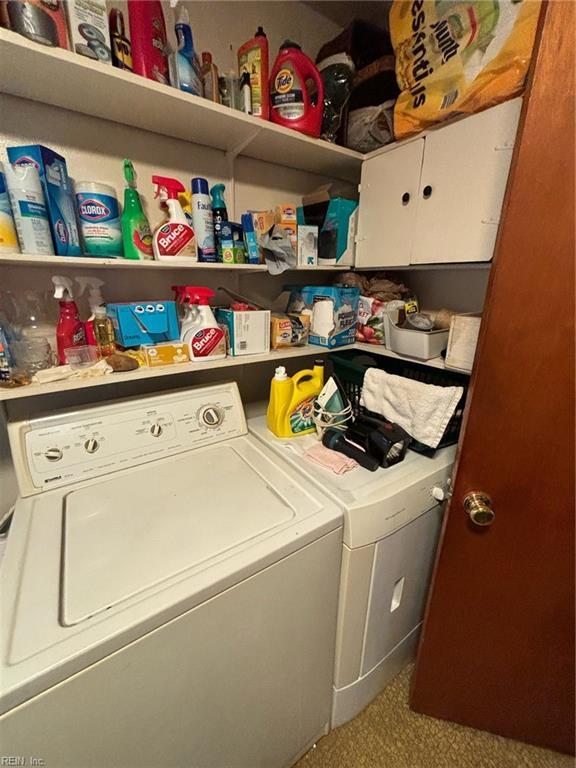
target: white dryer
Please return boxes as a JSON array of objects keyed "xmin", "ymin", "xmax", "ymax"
[
  {"xmin": 0, "ymin": 383, "xmax": 343, "ymax": 768},
  {"xmin": 248, "ymin": 413, "xmax": 455, "ymax": 727}
]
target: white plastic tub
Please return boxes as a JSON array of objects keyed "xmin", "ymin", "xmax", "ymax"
[{"xmin": 384, "ymin": 315, "xmax": 449, "ymax": 360}]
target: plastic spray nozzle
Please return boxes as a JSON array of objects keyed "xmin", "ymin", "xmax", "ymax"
[
  {"xmin": 52, "ymin": 276, "xmax": 74, "ymax": 301},
  {"xmin": 123, "ymin": 159, "xmax": 136, "ymax": 188},
  {"xmin": 172, "ymin": 285, "xmax": 215, "ymax": 306},
  {"xmin": 153, "ymin": 176, "xmax": 186, "ymax": 201},
  {"xmin": 210, "ymin": 183, "xmax": 226, "ymax": 208},
  {"xmin": 75, "ymin": 277, "xmax": 105, "ymax": 311}
]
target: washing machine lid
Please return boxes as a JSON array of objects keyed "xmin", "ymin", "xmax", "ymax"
[
  {"xmin": 248, "ymin": 415, "xmax": 456, "ymax": 548},
  {"xmin": 62, "ymin": 443, "xmax": 295, "ymax": 626}
]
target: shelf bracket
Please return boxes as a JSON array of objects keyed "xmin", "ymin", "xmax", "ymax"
[{"xmin": 225, "ymin": 127, "xmax": 263, "ymax": 220}]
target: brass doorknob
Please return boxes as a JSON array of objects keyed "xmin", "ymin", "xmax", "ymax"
[{"xmin": 464, "ymin": 492, "xmax": 495, "ymax": 527}]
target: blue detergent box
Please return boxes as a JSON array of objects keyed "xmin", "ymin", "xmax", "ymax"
[
  {"xmin": 286, "ymin": 286, "xmax": 360, "ymax": 348},
  {"xmin": 7, "ymin": 144, "xmax": 81, "ymax": 256},
  {"xmin": 107, "ymin": 301, "xmax": 180, "ymax": 348}
]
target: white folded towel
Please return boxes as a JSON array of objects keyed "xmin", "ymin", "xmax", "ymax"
[{"xmin": 360, "ymin": 368, "xmax": 463, "ymax": 449}]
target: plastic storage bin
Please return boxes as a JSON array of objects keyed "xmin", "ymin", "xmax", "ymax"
[
  {"xmin": 331, "ymin": 351, "xmax": 468, "ymax": 453},
  {"xmin": 384, "ymin": 314, "xmax": 449, "ymax": 360}
]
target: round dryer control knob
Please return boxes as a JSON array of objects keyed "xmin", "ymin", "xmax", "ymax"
[
  {"xmin": 199, "ymin": 405, "xmax": 224, "ymax": 428},
  {"xmin": 44, "ymin": 447, "xmax": 63, "ymax": 462},
  {"xmin": 150, "ymin": 424, "xmax": 163, "ymax": 437},
  {"xmin": 84, "ymin": 438, "xmax": 100, "ymax": 454}
]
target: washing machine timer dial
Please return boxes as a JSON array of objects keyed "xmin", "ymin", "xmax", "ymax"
[
  {"xmin": 150, "ymin": 423, "xmax": 164, "ymax": 437},
  {"xmin": 84, "ymin": 438, "xmax": 100, "ymax": 454},
  {"xmin": 199, "ymin": 405, "xmax": 224, "ymax": 428},
  {"xmin": 44, "ymin": 447, "xmax": 63, "ymax": 462}
]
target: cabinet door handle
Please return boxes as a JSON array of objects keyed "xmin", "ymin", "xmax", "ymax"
[
  {"xmin": 423, "ymin": 185, "xmax": 433, "ymax": 199},
  {"xmin": 401, "ymin": 192, "xmax": 410, "ymax": 205}
]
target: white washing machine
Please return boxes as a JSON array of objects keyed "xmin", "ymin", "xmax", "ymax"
[
  {"xmin": 248, "ymin": 413, "xmax": 455, "ymax": 727},
  {"xmin": 0, "ymin": 383, "xmax": 343, "ymax": 768}
]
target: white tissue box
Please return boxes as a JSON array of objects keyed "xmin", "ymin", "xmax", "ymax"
[{"xmin": 445, "ymin": 313, "xmax": 482, "ymax": 373}]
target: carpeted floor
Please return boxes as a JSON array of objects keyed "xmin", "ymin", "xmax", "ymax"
[{"xmin": 297, "ymin": 667, "xmax": 574, "ymax": 768}]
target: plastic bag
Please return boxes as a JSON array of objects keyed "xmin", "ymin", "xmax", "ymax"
[
  {"xmin": 391, "ymin": 0, "xmax": 540, "ymax": 139},
  {"xmin": 346, "ymin": 100, "xmax": 395, "ymax": 153}
]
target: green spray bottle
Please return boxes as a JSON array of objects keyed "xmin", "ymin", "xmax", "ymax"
[{"xmin": 121, "ymin": 159, "xmax": 153, "ymax": 260}]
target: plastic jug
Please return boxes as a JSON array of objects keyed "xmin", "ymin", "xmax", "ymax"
[
  {"xmin": 266, "ymin": 360, "xmax": 324, "ymax": 438},
  {"xmin": 269, "ymin": 41, "xmax": 324, "ymax": 137}
]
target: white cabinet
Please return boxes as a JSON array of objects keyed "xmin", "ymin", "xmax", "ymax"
[{"xmin": 355, "ymin": 98, "xmax": 522, "ymax": 268}]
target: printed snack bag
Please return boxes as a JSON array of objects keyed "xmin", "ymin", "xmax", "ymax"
[
  {"xmin": 390, "ymin": 0, "xmax": 540, "ymax": 139},
  {"xmin": 356, "ymin": 296, "xmax": 387, "ymax": 345}
]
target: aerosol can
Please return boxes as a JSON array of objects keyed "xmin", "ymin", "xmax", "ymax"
[{"xmin": 173, "ymin": 285, "xmax": 226, "ymax": 360}]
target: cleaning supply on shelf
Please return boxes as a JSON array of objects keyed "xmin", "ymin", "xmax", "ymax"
[
  {"xmin": 238, "ymin": 27, "xmax": 269, "ymax": 120},
  {"xmin": 218, "ymin": 71, "xmax": 241, "ymax": 110},
  {"xmin": 270, "ymin": 313, "xmax": 310, "ymax": 350},
  {"xmin": 107, "ymin": 301, "xmax": 180, "ymax": 347},
  {"xmin": 52, "ymin": 276, "xmax": 87, "ymax": 365},
  {"xmin": 3, "ymin": 162, "xmax": 53, "ymax": 255},
  {"xmin": 66, "ymin": 0, "xmax": 112, "ymax": 64},
  {"xmin": 92, "ymin": 306, "xmax": 116, "ymax": 357},
  {"xmin": 287, "ymin": 286, "xmax": 360, "ymax": 348},
  {"xmin": 173, "ymin": 286, "xmax": 226, "ymax": 361},
  {"xmin": 191, "ymin": 177, "xmax": 216, "ymax": 262},
  {"xmin": 240, "ymin": 71, "xmax": 252, "ymax": 115},
  {"xmin": 269, "ymin": 41, "xmax": 324, "ymax": 137},
  {"xmin": 241, "ymin": 213, "xmax": 260, "ymax": 264},
  {"xmin": 0, "ymin": 166, "xmax": 20, "ymax": 255},
  {"xmin": 76, "ymin": 181, "xmax": 123, "ymax": 257},
  {"xmin": 109, "ymin": 7, "xmax": 132, "ymax": 71},
  {"xmin": 121, "ymin": 159, "xmax": 153, "ymax": 261},
  {"xmin": 215, "ymin": 307, "xmax": 270, "ymax": 356},
  {"xmin": 171, "ymin": 0, "xmax": 202, "ymax": 95},
  {"xmin": 152, "ymin": 176, "xmax": 196, "ymax": 262},
  {"xmin": 7, "ymin": 145, "xmax": 81, "ymax": 256},
  {"xmin": 143, "ymin": 341, "xmax": 189, "ymax": 367},
  {"xmin": 220, "ymin": 222, "xmax": 245, "ymax": 264},
  {"xmin": 210, "ymin": 183, "xmax": 228, "ymax": 257},
  {"xmin": 75, "ymin": 275, "xmax": 105, "ymax": 347},
  {"xmin": 1, "ymin": 0, "xmax": 70, "ymax": 48},
  {"xmin": 267, "ymin": 360, "xmax": 325, "ymax": 438},
  {"xmin": 127, "ymin": 0, "xmax": 170, "ymax": 85},
  {"xmin": 201, "ymin": 52, "xmax": 219, "ymax": 102}
]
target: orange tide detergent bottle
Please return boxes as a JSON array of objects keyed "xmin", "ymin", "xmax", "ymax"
[
  {"xmin": 267, "ymin": 360, "xmax": 324, "ymax": 438},
  {"xmin": 152, "ymin": 176, "xmax": 196, "ymax": 262}
]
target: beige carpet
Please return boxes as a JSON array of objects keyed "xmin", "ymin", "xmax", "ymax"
[{"xmin": 297, "ymin": 667, "xmax": 574, "ymax": 768}]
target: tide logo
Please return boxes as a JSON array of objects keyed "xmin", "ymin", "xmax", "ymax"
[
  {"xmin": 274, "ymin": 69, "xmax": 294, "ymax": 94},
  {"xmin": 79, "ymin": 199, "xmax": 111, "ymax": 220}
]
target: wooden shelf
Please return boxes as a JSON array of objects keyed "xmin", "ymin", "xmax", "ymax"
[
  {"xmin": 0, "ymin": 342, "xmax": 467, "ymax": 402},
  {"xmin": 0, "ymin": 29, "xmax": 363, "ymax": 182},
  {"xmin": 0, "ymin": 253, "xmax": 350, "ymax": 272}
]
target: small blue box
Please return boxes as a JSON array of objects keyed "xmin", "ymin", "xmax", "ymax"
[
  {"xmin": 107, "ymin": 301, "xmax": 180, "ymax": 347},
  {"xmin": 6, "ymin": 144, "xmax": 81, "ymax": 256}
]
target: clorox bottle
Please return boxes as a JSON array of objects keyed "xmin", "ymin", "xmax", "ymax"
[
  {"xmin": 267, "ymin": 360, "xmax": 324, "ymax": 438},
  {"xmin": 269, "ymin": 41, "xmax": 324, "ymax": 138}
]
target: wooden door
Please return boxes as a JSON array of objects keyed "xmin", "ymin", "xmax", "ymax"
[
  {"xmin": 355, "ymin": 138, "xmax": 424, "ymax": 268},
  {"xmin": 410, "ymin": 2, "xmax": 575, "ymax": 755},
  {"xmin": 411, "ymin": 98, "xmax": 522, "ymax": 265}
]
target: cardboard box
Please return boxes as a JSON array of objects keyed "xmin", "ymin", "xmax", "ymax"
[
  {"xmin": 445, "ymin": 313, "xmax": 482, "ymax": 373},
  {"xmin": 143, "ymin": 342, "xmax": 189, "ymax": 367},
  {"xmin": 298, "ymin": 185, "xmax": 358, "ymax": 266},
  {"xmin": 215, "ymin": 309, "xmax": 271, "ymax": 356},
  {"xmin": 7, "ymin": 144, "xmax": 81, "ymax": 256},
  {"xmin": 286, "ymin": 286, "xmax": 360, "ymax": 348},
  {"xmin": 297, "ymin": 225, "xmax": 318, "ymax": 266},
  {"xmin": 108, "ymin": 301, "xmax": 180, "ymax": 347},
  {"xmin": 66, "ymin": 0, "xmax": 112, "ymax": 65},
  {"xmin": 270, "ymin": 313, "xmax": 310, "ymax": 349}
]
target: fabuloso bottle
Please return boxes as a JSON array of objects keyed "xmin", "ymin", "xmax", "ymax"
[
  {"xmin": 122, "ymin": 160, "xmax": 153, "ymax": 260},
  {"xmin": 191, "ymin": 177, "xmax": 216, "ymax": 262},
  {"xmin": 152, "ymin": 176, "xmax": 196, "ymax": 262}
]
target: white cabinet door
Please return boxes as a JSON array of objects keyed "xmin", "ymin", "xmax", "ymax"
[
  {"xmin": 411, "ymin": 98, "xmax": 522, "ymax": 264},
  {"xmin": 355, "ymin": 138, "xmax": 424, "ymax": 268}
]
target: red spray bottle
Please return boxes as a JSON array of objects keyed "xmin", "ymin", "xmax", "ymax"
[
  {"xmin": 128, "ymin": 0, "xmax": 170, "ymax": 85},
  {"xmin": 52, "ymin": 276, "xmax": 86, "ymax": 365},
  {"xmin": 269, "ymin": 41, "xmax": 324, "ymax": 137}
]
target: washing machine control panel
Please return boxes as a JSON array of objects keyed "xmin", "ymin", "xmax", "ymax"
[{"xmin": 14, "ymin": 383, "xmax": 246, "ymax": 494}]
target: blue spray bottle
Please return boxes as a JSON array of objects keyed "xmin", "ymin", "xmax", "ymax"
[{"xmin": 171, "ymin": 1, "xmax": 203, "ymax": 96}]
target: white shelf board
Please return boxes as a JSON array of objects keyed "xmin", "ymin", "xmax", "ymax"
[
  {"xmin": 0, "ymin": 341, "xmax": 467, "ymax": 402},
  {"xmin": 0, "ymin": 253, "xmax": 349, "ymax": 271},
  {"xmin": 0, "ymin": 29, "xmax": 363, "ymax": 182},
  {"xmin": 0, "ymin": 344, "xmax": 347, "ymax": 402}
]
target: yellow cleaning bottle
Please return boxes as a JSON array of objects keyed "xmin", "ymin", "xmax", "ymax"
[{"xmin": 267, "ymin": 360, "xmax": 324, "ymax": 438}]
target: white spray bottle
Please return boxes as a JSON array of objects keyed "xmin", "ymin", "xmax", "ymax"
[
  {"xmin": 172, "ymin": 285, "xmax": 226, "ymax": 360},
  {"xmin": 152, "ymin": 176, "xmax": 197, "ymax": 262}
]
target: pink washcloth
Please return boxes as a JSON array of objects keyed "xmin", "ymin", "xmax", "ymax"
[{"xmin": 305, "ymin": 442, "xmax": 358, "ymax": 475}]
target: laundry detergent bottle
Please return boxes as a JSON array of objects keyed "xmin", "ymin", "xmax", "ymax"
[
  {"xmin": 269, "ymin": 41, "xmax": 324, "ymax": 137},
  {"xmin": 152, "ymin": 176, "xmax": 196, "ymax": 262},
  {"xmin": 128, "ymin": 0, "xmax": 170, "ymax": 84},
  {"xmin": 267, "ymin": 360, "xmax": 324, "ymax": 438},
  {"xmin": 52, "ymin": 276, "xmax": 86, "ymax": 365},
  {"xmin": 173, "ymin": 285, "xmax": 226, "ymax": 361}
]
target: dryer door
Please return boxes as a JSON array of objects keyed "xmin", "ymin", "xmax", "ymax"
[{"xmin": 361, "ymin": 505, "xmax": 443, "ymax": 676}]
